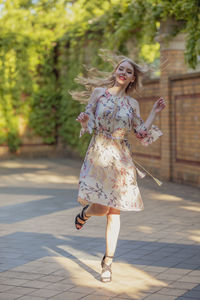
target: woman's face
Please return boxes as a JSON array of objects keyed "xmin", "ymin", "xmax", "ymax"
[{"xmin": 115, "ymin": 61, "xmax": 135, "ymax": 88}]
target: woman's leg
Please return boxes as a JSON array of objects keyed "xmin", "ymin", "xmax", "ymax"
[
  {"xmin": 105, "ymin": 207, "xmax": 120, "ymax": 262},
  {"xmin": 101, "ymin": 207, "xmax": 120, "ymax": 281},
  {"xmin": 85, "ymin": 203, "xmax": 110, "ymax": 217},
  {"xmin": 75, "ymin": 203, "xmax": 110, "ymax": 229}
]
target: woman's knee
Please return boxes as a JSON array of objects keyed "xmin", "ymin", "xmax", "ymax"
[
  {"xmin": 107, "ymin": 207, "xmax": 120, "ymax": 215},
  {"xmin": 93, "ymin": 204, "xmax": 110, "ymax": 216}
]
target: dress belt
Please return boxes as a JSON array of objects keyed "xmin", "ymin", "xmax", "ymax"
[{"xmin": 94, "ymin": 130, "xmax": 163, "ymax": 186}]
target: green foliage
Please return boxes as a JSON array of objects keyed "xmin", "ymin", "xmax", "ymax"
[
  {"xmin": 0, "ymin": 0, "xmax": 68, "ymax": 152},
  {"xmin": 0, "ymin": 0, "xmax": 199, "ymax": 154}
]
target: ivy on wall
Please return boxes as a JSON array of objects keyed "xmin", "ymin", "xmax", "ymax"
[{"xmin": 0, "ymin": 0, "xmax": 199, "ymax": 154}]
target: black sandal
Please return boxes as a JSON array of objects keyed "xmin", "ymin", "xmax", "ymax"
[
  {"xmin": 101, "ymin": 254, "xmax": 113, "ymax": 283},
  {"xmin": 75, "ymin": 205, "xmax": 90, "ymax": 230}
]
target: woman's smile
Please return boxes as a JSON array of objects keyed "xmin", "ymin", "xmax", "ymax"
[{"xmin": 119, "ymin": 75, "xmax": 126, "ymax": 81}]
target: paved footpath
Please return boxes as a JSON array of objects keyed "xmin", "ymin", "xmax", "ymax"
[{"xmin": 0, "ymin": 158, "xmax": 199, "ymax": 300}]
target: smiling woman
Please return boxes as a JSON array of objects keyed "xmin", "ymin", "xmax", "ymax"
[{"xmin": 69, "ymin": 49, "xmax": 166, "ymax": 283}]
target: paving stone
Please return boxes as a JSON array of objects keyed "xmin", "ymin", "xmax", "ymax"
[
  {"xmin": 29, "ymin": 288, "xmax": 62, "ymax": 298},
  {"xmin": 0, "ymin": 158, "xmax": 200, "ymax": 300},
  {"xmin": 177, "ymin": 276, "xmax": 200, "ymax": 283},
  {"xmin": 0, "ymin": 271, "xmax": 42, "ymax": 280},
  {"xmin": 155, "ymin": 273, "xmax": 184, "ymax": 281},
  {"xmin": 51, "ymin": 292, "xmax": 85, "ymax": 300},
  {"xmin": 175, "ymin": 297, "xmax": 197, "ymax": 300},
  {"xmin": 4, "ymin": 286, "xmax": 37, "ymax": 295},
  {"xmin": 143, "ymin": 294, "xmax": 177, "ymax": 300},
  {"xmin": 16, "ymin": 297, "xmax": 46, "ymax": 300},
  {"xmin": 21, "ymin": 280, "xmax": 51, "ymax": 289},
  {"xmin": 80, "ymin": 295, "xmax": 110, "ymax": 300},
  {"xmin": 0, "ymin": 285, "xmax": 14, "ymax": 292},
  {"xmin": 0, "ymin": 279, "xmax": 29, "ymax": 286},
  {"xmin": 0, "ymin": 293, "xmax": 20, "ymax": 300},
  {"xmin": 159, "ymin": 269, "xmax": 191, "ymax": 275},
  {"xmin": 168, "ymin": 281, "xmax": 198, "ymax": 290},
  {"xmin": 158, "ymin": 287, "xmax": 188, "ymax": 296},
  {"xmin": 68, "ymin": 286, "xmax": 96, "ymax": 294},
  {"xmin": 93, "ymin": 288, "xmax": 117, "ymax": 297},
  {"xmin": 188, "ymin": 270, "xmax": 200, "ymax": 276},
  {"xmin": 45, "ymin": 282, "xmax": 75, "ymax": 291},
  {"xmin": 180, "ymin": 290, "xmax": 200, "ymax": 298},
  {"xmin": 113, "ymin": 293, "xmax": 147, "ymax": 299},
  {"xmin": 38, "ymin": 275, "xmax": 65, "ymax": 282}
]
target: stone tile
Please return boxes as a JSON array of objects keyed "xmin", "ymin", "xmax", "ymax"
[
  {"xmin": 80, "ymin": 295, "xmax": 110, "ymax": 300},
  {"xmin": 168, "ymin": 281, "xmax": 198, "ymax": 290},
  {"xmin": 111, "ymin": 298, "xmax": 133, "ymax": 300},
  {"xmin": 29, "ymin": 288, "xmax": 62, "ymax": 298},
  {"xmin": 16, "ymin": 297, "xmax": 46, "ymax": 300},
  {"xmin": 0, "ymin": 293, "xmax": 20, "ymax": 300},
  {"xmin": 142, "ymin": 286, "xmax": 165, "ymax": 293},
  {"xmin": 143, "ymin": 294, "xmax": 177, "ymax": 300},
  {"xmin": 51, "ymin": 292, "xmax": 85, "ymax": 300},
  {"xmin": 68, "ymin": 286, "xmax": 96, "ymax": 294},
  {"xmin": 194, "ymin": 285, "xmax": 200, "ymax": 290},
  {"xmin": 144, "ymin": 266, "xmax": 168, "ymax": 273},
  {"xmin": 0, "ymin": 285, "xmax": 14, "ymax": 292},
  {"xmin": 158, "ymin": 288, "xmax": 188, "ymax": 296},
  {"xmin": 177, "ymin": 276, "xmax": 200, "ymax": 283},
  {"xmin": 175, "ymin": 297, "xmax": 196, "ymax": 300},
  {"xmin": 1, "ymin": 279, "xmax": 29, "ymax": 286},
  {"xmin": 38, "ymin": 275, "xmax": 65, "ymax": 282},
  {"xmin": 93, "ymin": 288, "xmax": 117, "ymax": 297},
  {"xmin": 0, "ymin": 272, "xmax": 42, "ymax": 280},
  {"xmin": 45, "ymin": 282, "xmax": 74, "ymax": 291},
  {"xmin": 159, "ymin": 269, "xmax": 191, "ymax": 275},
  {"xmin": 5, "ymin": 286, "xmax": 37, "ymax": 295},
  {"xmin": 180, "ymin": 290, "xmax": 200, "ymax": 298},
  {"xmin": 113, "ymin": 294, "xmax": 147, "ymax": 299},
  {"xmin": 156, "ymin": 273, "xmax": 184, "ymax": 281},
  {"xmin": 187, "ymin": 270, "xmax": 200, "ymax": 276},
  {"xmin": 21, "ymin": 280, "xmax": 51, "ymax": 289}
]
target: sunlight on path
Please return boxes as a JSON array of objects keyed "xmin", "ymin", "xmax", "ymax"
[{"xmin": 52, "ymin": 256, "xmax": 167, "ymax": 298}]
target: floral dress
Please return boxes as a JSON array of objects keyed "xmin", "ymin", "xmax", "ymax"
[{"xmin": 78, "ymin": 88, "xmax": 163, "ymax": 211}]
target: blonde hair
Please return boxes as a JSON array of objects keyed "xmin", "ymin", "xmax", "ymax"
[{"xmin": 69, "ymin": 49, "xmax": 147, "ymax": 103}]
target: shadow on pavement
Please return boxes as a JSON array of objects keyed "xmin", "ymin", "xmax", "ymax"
[
  {"xmin": 0, "ymin": 187, "xmax": 78, "ymax": 224},
  {"xmin": 0, "ymin": 232, "xmax": 200, "ymax": 271}
]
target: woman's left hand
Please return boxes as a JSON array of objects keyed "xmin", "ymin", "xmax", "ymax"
[{"xmin": 152, "ymin": 97, "xmax": 166, "ymax": 114}]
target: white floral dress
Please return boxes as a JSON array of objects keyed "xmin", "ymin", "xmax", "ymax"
[{"xmin": 78, "ymin": 88, "xmax": 163, "ymax": 211}]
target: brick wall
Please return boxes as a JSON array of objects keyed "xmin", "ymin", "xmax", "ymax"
[
  {"xmin": 129, "ymin": 72, "xmax": 200, "ymax": 187},
  {"xmin": 170, "ymin": 73, "xmax": 200, "ymax": 186}
]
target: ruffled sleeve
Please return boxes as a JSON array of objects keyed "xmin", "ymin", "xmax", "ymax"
[
  {"xmin": 131, "ymin": 99, "xmax": 163, "ymax": 146},
  {"xmin": 79, "ymin": 89, "xmax": 99, "ymax": 137}
]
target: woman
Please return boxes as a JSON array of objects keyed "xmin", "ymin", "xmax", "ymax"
[{"xmin": 71, "ymin": 51, "xmax": 166, "ymax": 283}]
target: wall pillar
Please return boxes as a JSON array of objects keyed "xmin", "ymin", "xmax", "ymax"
[{"xmin": 156, "ymin": 19, "xmax": 187, "ymax": 181}]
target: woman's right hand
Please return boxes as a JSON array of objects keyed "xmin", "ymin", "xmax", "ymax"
[{"xmin": 76, "ymin": 112, "xmax": 89, "ymax": 129}]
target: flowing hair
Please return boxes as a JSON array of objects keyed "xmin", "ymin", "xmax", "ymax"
[{"xmin": 69, "ymin": 49, "xmax": 147, "ymax": 104}]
